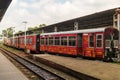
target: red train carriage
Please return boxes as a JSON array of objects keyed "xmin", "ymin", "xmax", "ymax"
[
  {"xmin": 40, "ymin": 27, "xmax": 119, "ymax": 59},
  {"xmin": 3, "ymin": 37, "xmax": 8, "ymax": 45},
  {"xmin": 19, "ymin": 36, "xmax": 25, "ymax": 49},
  {"xmin": 40, "ymin": 33, "xmax": 79, "ymax": 55},
  {"xmin": 26, "ymin": 34, "xmax": 40, "ymax": 53},
  {"xmin": 14, "ymin": 36, "xmax": 19, "ymax": 48},
  {"xmin": 8, "ymin": 37, "xmax": 13, "ymax": 47}
]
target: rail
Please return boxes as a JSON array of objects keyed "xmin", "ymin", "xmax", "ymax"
[{"xmin": 0, "ymin": 47, "xmax": 65, "ymax": 80}]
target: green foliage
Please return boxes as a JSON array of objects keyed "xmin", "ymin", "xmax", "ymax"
[
  {"xmin": 16, "ymin": 30, "xmax": 23, "ymax": 34},
  {"xmin": 2, "ymin": 27, "xmax": 14, "ymax": 38},
  {"xmin": 39, "ymin": 24, "xmax": 46, "ymax": 28},
  {"xmin": 27, "ymin": 24, "xmax": 46, "ymax": 34},
  {"xmin": 28, "ymin": 26, "xmax": 38, "ymax": 31},
  {"xmin": 28, "ymin": 24, "xmax": 46, "ymax": 31},
  {"xmin": 3, "ymin": 24, "xmax": 46, "ymax": 36}
]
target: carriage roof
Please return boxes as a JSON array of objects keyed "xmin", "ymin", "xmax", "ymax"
[{"xmin": 40, "ymin": 27, "xmax": 110, "ymax": 36}]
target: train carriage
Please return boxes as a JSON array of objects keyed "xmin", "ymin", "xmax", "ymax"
[
  {"xmin": 26, "ymin": 34, "xmax": 40, "ymax": 53},
  {"xmin": 40, "ymin": 27, "xmax": 119, "ymax": 59},
  {"xmin": 19, "ymin": 36, "xmax": 25, "ymax": 49},
  {"xmin": 14, "ymin": 36, "xmax": 19, "ymax": 48},
  {"xmin": 3, "ymin": 37, "xmax": 8, "ymax": 45},
  {"xmin": 40, "ymin": 33, "xmax": 79, "ymax": 55}
]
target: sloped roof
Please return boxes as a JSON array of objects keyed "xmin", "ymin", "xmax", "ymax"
[
  {"xmin": 0, "ymin": 0, "xmax": 12, "ymax": 22},
  {"xmin": 16, "ymin": 7, "xmax": 119, "ymax": 35}
]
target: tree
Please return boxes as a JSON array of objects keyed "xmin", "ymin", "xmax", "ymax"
[
  {"xmin": 2, "ymin": 30, "xmax": 7, "ymax": 37},
  {"xmin": 2, "ymin": 27, "xmax": 14, "ymax": 38},
  {"xmin": 39, "ymin": 24, "xmax": 46, "ymax": 28},
  {"xmin": 28, "ymin": 26, "xmax": 38, "ymax": 31},
  {"xmin": 16, "ymin": 30, "xmax": 23, "ymax": 34}
]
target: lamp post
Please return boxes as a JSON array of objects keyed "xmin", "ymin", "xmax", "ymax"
[
  {"xmin": 11, "ymin": 27, "xmax": 15, "ymax": 46},
  {"xmin": 6, "ymin": 28, "xmax": 9, "ymax": 38},
  {"xmin": 22, "ymin": 21, "xmax": 27, "ymax": 48}
]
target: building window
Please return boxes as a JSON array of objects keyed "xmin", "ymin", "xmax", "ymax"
[
  {"xmin": 40, "ymin": 38, "xmax": 44, "ymax": 45},
  {"xmin": 49, "ymin": 37, "xmax": 53, "ymax": 45},
  {"xmin": 96, "ymin": 34, "xmax": 103, "ymax": 48},
  {"xmin": 68, "ymin": 36, "xmax": 76, "ymax": 46},
  {"xmin": 61, "ymin": 37, "xmax": 67, "ymax": 46},
  {"xmin": 89, "ymin": 35, "xmax": 94, "ymax": 47},
  {"xmin": 55, "ymin": 37, "xmax": 60, "ymax": 45}
]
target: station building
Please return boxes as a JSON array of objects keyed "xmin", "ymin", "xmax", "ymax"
[{"xmin": 16, "ymin": 7, "xmax": 120, "ymax": 36}]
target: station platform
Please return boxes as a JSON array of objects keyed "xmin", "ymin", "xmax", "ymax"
[
  {"xmin": 33, "ymin": 54, "xmax": 120, "ymax": 80},
  {"xmin": 0, "ymin": 52, "xmax": 29, "ymax": 80}
]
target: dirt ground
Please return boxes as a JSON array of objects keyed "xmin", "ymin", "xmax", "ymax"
[{"xmin": 35, "ymin": 54, "xmax": 120, "ymax": 80}]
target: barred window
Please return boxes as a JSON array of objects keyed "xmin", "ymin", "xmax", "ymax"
[
  {"xmin": 96, "ymin": 34, "xmax": 102, "ymax": 47},
  {"xmin": 114, "ymin": 40, "xmax": 118, "ymax": 48},
  {"xmin": 105, "ymin": 40, "xmax": 110, "ymax": 47},
  {"xmin": 61, "ymin": 37, "xmax": 67, "ymax": 46},
  {"xmin": 49, "ymin": 37, "xmax": 53, "ymax": 45},
  {"xmin": 55, "ymin": 37, "xmax": 60, "ymax": 45},
  {"xmin": 40, "ymin": 38, "xmax": 44, "ymax": 45},
  {"xmin": 89, "ymin": 35, "xmax": 94, "ymax": 47},
  {"xmin": 69, "ymin": 36, "xmax": 76, "ymax": 46}
]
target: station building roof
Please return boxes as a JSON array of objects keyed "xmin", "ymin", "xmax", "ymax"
[
  {"xmin": 16, "ymin": 7, "xmax": 119, "ymax": 36},
  {"xmin": 0, "ymin": 0, "xmax": 12, "ymax": 22}
]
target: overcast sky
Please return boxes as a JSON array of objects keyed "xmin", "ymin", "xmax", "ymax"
[{"xmin": 0, "ymin": 0, "xmax": 120, "ymax": 34}]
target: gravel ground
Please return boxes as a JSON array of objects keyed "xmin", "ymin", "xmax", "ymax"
[
  {"xmin": 35, "ymin": 54, "xmax": 120, "ymax": 80},
  {"xmin": 2, "ymin": 46, "xmax": 78, "ymax": 80}
]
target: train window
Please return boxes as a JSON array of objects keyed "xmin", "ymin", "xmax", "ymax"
[
  {"xmin": 37, "ymin": 38, "xmax": 39, "ymax": 43},
  {"xmin": 114, "ymin": 40, "xmax": 118, "ymax": 48},
  {"xmin": 89, "ymin": 35, "xmax": 94, "ymax": 47},
  {"xmin": 26, "ymin": 38, "xmax": 29, "ymax": 44},
  {"xmin": 20, "ymin": 38, "xmax": 22, "ymax": 44},
  {"xmin": 78, "ymin": 34, "xmax": 82, "ymax": 47},
  {"xmin": 61, "ymin": 37, "xmax": 67, "ymax": 46},
  {"xmin": 55, "ymin": 37, "xmax": 60, "ymax": 45},
  {"xmin": 29, "ymin": 38, "xmax": 33, "ymax": 44},
  {"xmin": 22, "ymin": 38, "xmax": 24, "ymax": 44},
  {"xmin": 68, "ymin": 36, "xmax": 76, "ymax": 46},
  {"xmin": 49, "ymin": 37, "xmax": 53, "ymax": 45},
  {"xmin": 45, "ymin": 38, "xmax": 48, "ymax": 45},
  {"xmin": 96, "ymin": 34, "xmax": 103, "ymax": 48},
  {"xmin": 105, "ymin": 40, "xmax": 110, "ymax": 48},
  {"xmin": 40, "ymin": 38, "xmax": 44, "ymax": 45}
]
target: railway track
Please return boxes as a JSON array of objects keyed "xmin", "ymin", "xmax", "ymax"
[{"xmin": 0, "ymin": 47, "xmax": 65, "ymax": 80}]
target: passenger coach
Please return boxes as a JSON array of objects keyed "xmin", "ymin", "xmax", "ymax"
[
  {"xmin": 26, "ymin": 34, "xmax": 40, "ymax": 53},
  {"xmin": 40, "ymin": 27, "xmax": 119, "ymax": 59}
]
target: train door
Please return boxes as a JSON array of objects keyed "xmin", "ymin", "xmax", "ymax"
[
  {"xmin": 77, "ymin": 34, "xmax": 82, "ymax": 56},
  {"xmin": 45, "ymin": 37, "xmax": 48, "ymax": 51},
  {"xmin": 36, "ymin": 34, "xmax": 40, "ymax": 51},
  {"xmin": 95, "ymin": 33, "xmax": 104, "ymax": 58},
  {"xmin": 104, "ymin": 28, "xmax": 119, "ymax": 59},
  {"xmin": 82, "ymin": 33, "xmax": 95, "ymax": 58}
]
